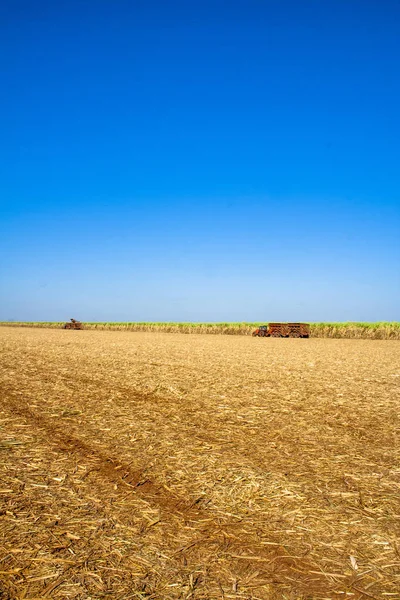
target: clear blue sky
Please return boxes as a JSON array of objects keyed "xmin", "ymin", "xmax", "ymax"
[{"xmin": 1, "ymin": 0, "xmax": 399, "ymax": 322}]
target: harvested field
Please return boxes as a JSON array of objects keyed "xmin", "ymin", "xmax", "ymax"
[{"xmin": 0, "ymin": 327, "xmax": 399, "ymax": 599}]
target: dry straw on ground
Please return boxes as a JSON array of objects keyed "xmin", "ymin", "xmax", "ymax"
[{"xmin": 0, "ymin": 327, "xmax": 399, "ymax": 599}]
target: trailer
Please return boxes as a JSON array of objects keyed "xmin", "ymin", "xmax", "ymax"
[{"xmin": 252, "ymin": 323, "xmax": 309, "ymax": 338}]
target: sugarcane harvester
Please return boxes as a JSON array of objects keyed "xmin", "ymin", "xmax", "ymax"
[{"xmin": 63, "ymin": 318, "xmax": 84, "ymax": 330}]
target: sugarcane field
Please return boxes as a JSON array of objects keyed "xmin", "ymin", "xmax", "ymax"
[
  {"xmin": 0, "ymin": 325, "xmax": 399, "ymax": 599},
  {"xmin": 2, "ymin": 3, "xmax": 400, "ymax": 598}
]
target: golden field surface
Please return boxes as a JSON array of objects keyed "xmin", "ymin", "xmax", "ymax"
[{"xmin": 0, "ymin": 327, "xmax": 399, "ymax": 600}]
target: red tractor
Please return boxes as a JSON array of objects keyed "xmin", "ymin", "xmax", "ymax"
[{"xmin": 252, "ymin": 325, "xmax": 269, "ymax": 337}]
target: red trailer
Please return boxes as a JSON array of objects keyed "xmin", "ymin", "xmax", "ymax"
[{"xmin": 252, "ymin": 323, "xmax": 309, "ymax": 338}]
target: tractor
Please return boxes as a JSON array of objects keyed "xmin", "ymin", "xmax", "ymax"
[{"xmin": 252, "ymin": 325, "xmax": 269, "ymax": 337}]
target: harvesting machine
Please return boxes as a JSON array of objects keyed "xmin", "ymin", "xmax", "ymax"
[{"xmin": 63, "ymin": 318, "xmax": 84, "ymax": 330}]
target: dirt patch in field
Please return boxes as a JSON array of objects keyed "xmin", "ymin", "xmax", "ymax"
[{"xmin": 0, "ymin": 327, "xmax": 399, "ymax": 599}]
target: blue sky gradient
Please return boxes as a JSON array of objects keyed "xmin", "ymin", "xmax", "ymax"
[{"xmin": 1, "ymin": 0, "xmax": 399, "ymax": 321}]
